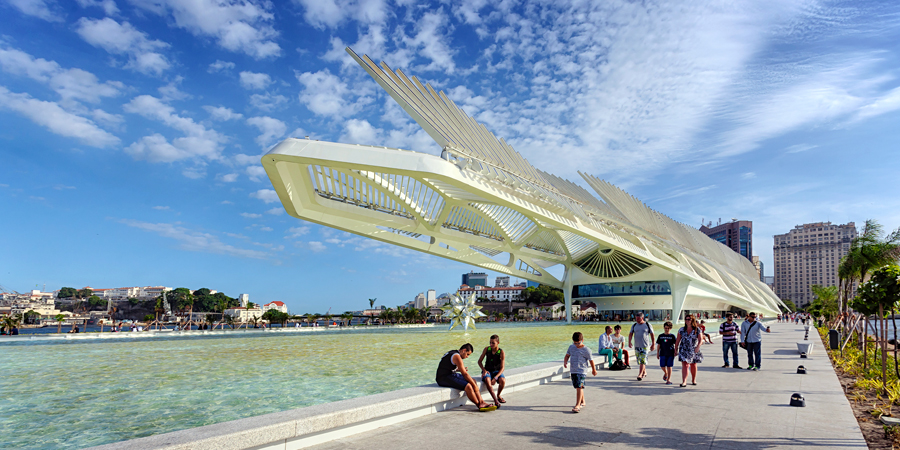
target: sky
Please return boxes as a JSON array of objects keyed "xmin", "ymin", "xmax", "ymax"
[{"xmin": 2, "ymin": 0, "xmax": 900, "ymax": 314}]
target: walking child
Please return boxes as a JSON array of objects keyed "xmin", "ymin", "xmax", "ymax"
[
  {"xmin": 478, "ymin": 334, "xmax": 507, "ymax": 404},
  {"xmin": 564, "ymin": 331, "xmax": 596, "ymax": 413},
  {"xmin": 656, "ymin": 321, "xmax": 676, "ymax": 384}
]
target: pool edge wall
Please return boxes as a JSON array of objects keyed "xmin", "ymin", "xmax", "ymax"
[{"xmin": 84, "ymin": 359, "xmax": 592, "ymax": 450}]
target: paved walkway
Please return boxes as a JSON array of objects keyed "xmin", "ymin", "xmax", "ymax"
[{"xmin": 312, "ymin": 323, "xmax": 865, "ymax": 449}]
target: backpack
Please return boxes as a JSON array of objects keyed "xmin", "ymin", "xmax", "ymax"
[{"xmin": 609, "ymin": 356, "xmax": 627, "ymax": 371}]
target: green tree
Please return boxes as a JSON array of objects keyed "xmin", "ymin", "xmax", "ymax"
[
  {"xmin": 128, "ymin": 297, "xmax": 140, "ymax": 306},
  {"xmin": 55, "ymin": 313, "xmax": 65, "ymax": 333},
  {"xmin": 855, "ymin": 264, "xmax": 900, "ymax": 392},
  {"xmin": 780, "ymin": 299, "xmax": 796, "ymax": 313},
  {"xmin": 88, "ymin": 295, "xmax": 104, "ymax": 308},
  {"xmin": 75, "ymin": 288, "xmax": 92, "ymax": 299},
  {"xmin": 23, "ymin": 310, "xmax": 40, "ymax": 325},
  {"xmin": 341, "ymin": 312, "xmax": 353, "ymax": 326},
  {"xmin": 808, "ymin": 285, "xmax": 838, "ymax": 321},
  {"xmin": 1, "ymin": 314, "xmax": 22, "ymax": 334},
  {"xmin": 143, "ymin": 314, "xmax": 155, "ymax": 323},
  {"xmin": 839, "ymin": 220, "xmax": 900, "ymax": 324},
  {"xmin": 58, "ymin": 287, "xmax": 77, "ymax": 298},
  {"xmin": 368, "ymin": 298, "xmax": 376, "ymax": 309}
]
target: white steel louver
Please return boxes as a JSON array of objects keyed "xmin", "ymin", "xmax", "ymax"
[{"xmin": 574, "ymin": 248, "xmax": 652, "ymax": 279}]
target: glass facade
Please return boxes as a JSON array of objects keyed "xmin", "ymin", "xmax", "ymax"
[{"xmin": 572, "ymin": 281, "xmax": 671, "ymax": 298}]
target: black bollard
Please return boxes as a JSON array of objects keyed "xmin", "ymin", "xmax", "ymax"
[
  {"xmin": 797, "ymin": 365, "xmax": 807, "ymax": 374},
  {"xmin": 790, "ymin": 393, "xmax": 806, "ymax": 407},
  {"xmin": 800, "ymin": 352, "xmax": 808, "ymax": 358}
]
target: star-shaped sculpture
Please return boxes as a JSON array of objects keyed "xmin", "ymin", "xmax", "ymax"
[{"xmin": 440, "ymin": 291, "xmax": 486, "ymax": 331}]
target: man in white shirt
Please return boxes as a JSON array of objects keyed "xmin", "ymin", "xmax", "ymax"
[{"xmin": 597, "ymin": 326, "xmax": 616, "ymax": 369}]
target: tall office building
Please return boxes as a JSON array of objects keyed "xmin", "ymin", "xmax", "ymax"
[
  {"xmin": 462, "ymin": 271, "xmax": 488, "ymax": 288},
  {"xmin": 773, "ymin": 221, "xmax": 857, "ymax": 308},
  {"xmin": 495, "ymin": 276, "xmax": 510, "ymax": 287},
  {"xmin": 700, "ymin": 220, "xmax": 753, "ymax": 261}
]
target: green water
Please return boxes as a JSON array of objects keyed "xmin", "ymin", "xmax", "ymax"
[{"xmin": 0, "ymin": 322, "xmax": 663, "ymax": 449}]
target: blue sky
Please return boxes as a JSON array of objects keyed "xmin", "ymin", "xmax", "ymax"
[{"xmin": 2, "ymin": 0, "xmax": 899, "ymax": 314}]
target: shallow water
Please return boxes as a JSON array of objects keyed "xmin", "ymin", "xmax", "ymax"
[{"xmin": 0, "ymin": 322, "xmax": 662, "ymax": 449}]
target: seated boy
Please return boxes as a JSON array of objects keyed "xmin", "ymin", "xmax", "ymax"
[
  {"xmin": 436, "ymin": 343, "xmax": 493, "ymax": 410},
  {"xmin": 478, "ymin": 334, "xmax": 507, "ymax": 404}
]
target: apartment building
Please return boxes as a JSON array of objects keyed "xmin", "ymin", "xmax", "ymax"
[{"xmin": 773, "ymin": 221, "xmax": 857, "ymax": 307}]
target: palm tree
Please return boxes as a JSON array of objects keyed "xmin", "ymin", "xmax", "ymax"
[
  {"xmin": 341, "ymin": 312, "xmax": 353, "ymax": 326},
  {"xmin": 224, "ymin": 314, "xmax": 235, "ymax": 329},
  {"xmin": 839, "ymin": 220, "xmax": 900, "ymax": 329},
  {"xmin": 368, "ymin": 298, "xmax": 377, "ymax": 309},
  {"xmin": 55, "ymin": 313, "xmax": 65, "ymax": 333},
  {"xmin": 1, "ymin": 314, "xmax": 21, "ymax": 334},
  {"xmin": 305, "ymin": 313, "xmax": 319, "ymax": 327}
]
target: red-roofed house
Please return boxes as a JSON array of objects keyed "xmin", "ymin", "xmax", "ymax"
[{"xmin": 262, "ymin": 301, "xmax": 288, "ymax": 314}]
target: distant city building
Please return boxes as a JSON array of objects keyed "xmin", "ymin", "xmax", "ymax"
[
  {"xmin": 763, "ymin": 276, "xmax": 775, "ymax": 291},
  {"xmin": 751, "ymin": 256, "xmax": 764, "ymax": 281},
  {"xmin": 414, "ymin": 292, "xmax": 426, "ymax": 308},
  {"xmin": 700, "ymin": 220, "xmax": 753, "ymax": 261},
  {"xmin": 495, "ymin": 276, "xmax": 510, "ymax": 287},
  {"xmin": 436, "ymin": 293, "xmax": 452, "ymax": 306},
  {"xmin": 526, "ymin": 280, "xmax": 540, "ymax": 288},
  {"xmin": 773, "ymin": 221, "xmax": 857, "ymax": 308},
  {"xmin": 462, "ymin": 271, "xmax": 488, "ymax": 288},
  {"xmin": 261, "ymin": 301, "xmax": 288, "ymax": 314},
  {"xmin": 426, "ymin": 289, "xmax": 436, "ymax": 306},
  {"xmin": 224, "ymin": 306, "xmax": 263, "ymax": 322},
  {"xmin": 75, "ymin": 286, "xmax": 173, "ymax": 300},
  {"xmin": 238, "ymin": 293, "xmax": 249, "ymax": 307},
  {"xmin": 458, "ymin": 285, "xmax": 524, "ymax": 302}
]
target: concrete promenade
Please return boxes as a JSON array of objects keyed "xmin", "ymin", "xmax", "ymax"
[{"xmin": 311, "ymin": 323, "xmax": 865, "ymax": 450}]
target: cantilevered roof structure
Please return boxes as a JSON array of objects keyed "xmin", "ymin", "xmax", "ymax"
[{"xmin": 263, "ymin": 48, "xmax": 785, "ymax": 322}]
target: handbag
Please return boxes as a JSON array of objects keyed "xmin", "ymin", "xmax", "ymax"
[{"xmin": 740, "ymin": 321, "xmax": 757, "ymax": 348}]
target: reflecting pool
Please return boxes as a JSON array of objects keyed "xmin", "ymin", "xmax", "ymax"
[{"xmin": 0, "ymin": 322, "xmax": 665, "ymax": 449}]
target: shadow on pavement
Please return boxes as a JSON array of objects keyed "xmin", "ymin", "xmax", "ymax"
[{"xmin": 504, "ymin": 425, "xmax": 865, "ymax": 448}]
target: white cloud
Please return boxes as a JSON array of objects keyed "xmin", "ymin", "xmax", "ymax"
[
  {"xmin": 246, "ymin": 116, "xmax": 286, "ymax": 148},
  {"xmin": 181, "ymin": 167, "xmax": 206, "ymax": 179},
  {"xmin": 234, "ymin": 153, "xmax": 261, "ymax": 165},
  {"xmin": 249, "ymin": 92, "xmax": 288, "ymax": 111},
  {"xmin": 259, "ymin": 226, "xmax": 273, "ymax": 232},
  {"xmin": 297, "ymin": 69, "xmax": 367, "ymax": 118},
  {"xmin": 75, "ymin": 17, "xmax": 171, "ymax": 75},
  {"xmin": 741, "ymin": 172, "xmax": 756, "ymax": 180},
  {"xmin": 785, "ymin": 144, "xmax": 818, "ymax": 154},
  {"xmin": 240, "ymin": 212, "xmax": 262, "ymax": 218},
  {"xmin": 266, "ymin": 207, "xmax": 283, "ymax": 215},
  {"xmin": 153, "ymin": 205, "xmax": 170, "ymax": 210},
  {"xmin": 853, "ymin": 85, "xmax": 900, "ymax": 122},
  {"xmin": 158, "ymin": 78, "xmax": 191, "ymax": 101},
  {"xmin": 76, "ymin": 0, "xmax": 118, "ymax": 15},
  {"xmin": 339, "ymin": 118, "xmax": 381, "ymax": 145},
  {"xmin": 307, "ymin": 241, "xmax": 327, "ymax": 252},
  {"xmin": 286, "ymin": 226, "xmax": 310, "ymax": 238},
  {"xmin": 246, "ymin": 165, "xmax": 267, "ymax": 182},
  {"xmin": 53, "ymin": 184, "xmax": 76, "ymax": 190},
  {"xmin": 208, "ymin": 60, "xmax": 235, "ymax": 73},
  {"xmin": 120, "ymin": 219, "xmax": 269, "ymax": 259},
  {"xmin": 249, "ymin": 188, "xmax": 278, "ymax": 203},
  {"xmin": 130, "ymin": 0, "xmax": 281, "ymax": 59},
  {"xmin": 0, "ymin": 46, "xmax": 123, "ymax": 106},
  {"xmin": 0, "ymin": 86, "xmax": 119, "ymax": 147},
  {"xmin": 217, "ymin": 173, "xmax": 238, "ymax": 182},
  {"xmin": 7, "ymin": 0, "xmax": 63, "ymax": 21},
  {"xmin": 294, "ymin": 0, "xmax": 388, "ymax": 29},
  {"xmin": 239, "ymin": 71, "xmax": 272, "ymax": 90},
  {"xmin": 203, "ymin": 105, "xmax": 243, "ymax": 121},
  {"xmin": 123, "ymin": 95, "xmax": 225, "ymax": 162}
]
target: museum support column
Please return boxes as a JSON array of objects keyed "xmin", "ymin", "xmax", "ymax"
[
  {"xmin": 564, "ymin": 265, "xmax": 573, "ymax": 324},
  {"xmin": 671, "ymin": 274, "xmax": 690, "ymax": 322}
]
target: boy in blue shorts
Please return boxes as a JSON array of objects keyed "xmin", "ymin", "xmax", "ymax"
[
  {"xmin": 564, "ymin": 331, "xmax": 596, "ymax": 413},
  {"xmin": 656, "ymin": 321, "xmax": 676, "ymax": 385},
  {"xmin": 478, "ymin": 334, "xmax": 507, "ymax": 405}
]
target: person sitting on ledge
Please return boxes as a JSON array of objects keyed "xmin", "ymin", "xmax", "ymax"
[
  {"xmin": 597, "ymin": 326, "xmax": 617, "ymax": 369},
  {"xmin": 436, "ymin": 343, "xmax": 494, "ymax": 410},
  {"xmin": 478, "ymin": 334, "xmax": 506, "ymax": 404}
]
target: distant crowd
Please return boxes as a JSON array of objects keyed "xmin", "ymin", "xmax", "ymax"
[{"xmin": 437, "ymin": 311, "xmax": 774, "ymax": 413}]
